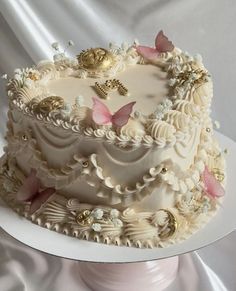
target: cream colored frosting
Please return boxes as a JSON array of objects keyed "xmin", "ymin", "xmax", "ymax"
[{"xmin": 0, "ymin": 41, "xmax": 226, "ymax": 248}]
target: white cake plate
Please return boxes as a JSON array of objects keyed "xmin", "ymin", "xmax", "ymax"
[{"xmin": 1, "ymin": 132, "xmax": 236, "ymax": 291}]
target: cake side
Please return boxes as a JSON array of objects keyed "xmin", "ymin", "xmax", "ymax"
[{"xmin": 0, "ymin": 32, "xmax": 226, "ymax": 248}]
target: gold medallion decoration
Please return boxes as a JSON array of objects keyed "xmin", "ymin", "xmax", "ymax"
[
  {"xmin": 95, "ymin": 79, "xmax": 129, "ymax": 99},
  {"xmin": 76, "ymin": 209, "xmax": 93, "ymax": 226},
  {"xmin": 36, "ymin": 96, "xmax": 64, "ymax": 114},
  {"xmin": 159, "ymin": 209, "xmax": 178, "ymax": 239},
  {"xmin": 77, "ymin": 48, "xmax": 115, "ymax": 72}
]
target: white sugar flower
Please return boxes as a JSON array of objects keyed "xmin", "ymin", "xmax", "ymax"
[
  {"xmin": 92, "ymin": 223, "xmax": 102, "ymax": 232},
  {"xmin": 110, "ymin": 209, "xmax": 119, "ymax": 218},
  {"xmin": 168, "ymin": 78, "xmax": 176, "ymax": 86},
  {"xmin": 14, "ymin": 74, "xmax": 22, "ymax": 81},
  {"xmin": 112, "ymin": 218, "xmax": 123, "ymax": 227},
  {"xmin": 214, "ymin": 120, "xmax": 220, "ymax": 129},
  {"xmin": 194, "ymin": 54, "xmax": 202, "ymax": 63},
  {"xmin": 14, "ymin": 68, "xmax": 21, "ymax": 74},
  {"xmin": 1, "ymin": 73, "xmax": 8, "ymax": 79},
  {"xmin": 75, "ymin": 95, "xmax": 84, "ymax": 107},
  {"xmin": 92, "ymin": 208, "xmax": 104, "ymax": 220},
  {"xmin": 53, "ymin": 53, "xmax": 66, "ymax": 62},
  {"xmin": 7, "ymin": 90, "xmax": 13, "ymax": 97},
  {"xmin": 68, "ymin": 40, "xmax": 74, "ymax": 46},
  {"xmin": 51, "ymin": 42, "xmax": 59, "ymax": 50}
]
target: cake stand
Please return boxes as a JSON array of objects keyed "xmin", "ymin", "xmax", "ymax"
[{"xmin": 0, "ymin": 132, "xmax": 236, "ymax": 291}]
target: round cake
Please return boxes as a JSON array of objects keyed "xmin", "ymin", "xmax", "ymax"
[{"xmin": 0, "ymin": 31, "xmax": 226, "ymax": 248}]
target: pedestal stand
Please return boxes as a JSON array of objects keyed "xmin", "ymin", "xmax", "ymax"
[{"xmin": 78, "ymin": 257, "xmax": 179, "ymax": 291}]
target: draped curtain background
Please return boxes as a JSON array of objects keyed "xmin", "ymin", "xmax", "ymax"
[{"xmin": 0, "ymin": 1, "xmax": 236, "ymax": 290}]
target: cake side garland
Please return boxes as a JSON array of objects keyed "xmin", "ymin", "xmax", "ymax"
[{"xmin": 0, "ymin": 133, "xmax": 226, "ymax": 248}]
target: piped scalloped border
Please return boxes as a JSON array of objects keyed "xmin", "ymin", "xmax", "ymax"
[
  {"xmin": 6, "ymin": 45, "xmax": 212, "ymax": 149},
  {"xmin": 0, "ymin": 168, "xmax": 221, "ymax": 249}
]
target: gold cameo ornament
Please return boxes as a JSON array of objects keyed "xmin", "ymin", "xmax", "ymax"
[
  {"xmin": 36, "ymin": 96, "xmax": 64, "ymax": 114},
  {"xmin": 76, "ymin": 209, "xmax": 93, "ymax": 226},
  {"xmin": 77, "ymin": 48, "xmax": 115, "ymax": 72}
]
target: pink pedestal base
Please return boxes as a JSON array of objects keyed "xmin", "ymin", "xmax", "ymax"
[{"xmin": 78, "ymin": 256, "xmax": 179, "ymax": 291}]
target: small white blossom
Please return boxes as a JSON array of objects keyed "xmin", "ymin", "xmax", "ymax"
[
  {"xmin": 133, "ymin": 38, "xmax": 139, "ymax": 46},
  {"xmin": 1, "ymin": 73, "xmax": 8, "ymax": 79},
  {"xmin": 92, "ymin": 223, "xmax": 102, "ymax": 232},
  {"xmin": 60, "ymin": 103, "xmax": 72, "ymax": 117},
  {"xmin": 194, "ymin": 54, "xmax": 202, "ymax": 63},
  {"xmin": 14, "ymin": 68, "xmax": 21, "ymax": 74},
  {"xmin": 110, "ymin": 209, "xmax": 119, "ymax": 218},
  {"xmin": 75, "ymin": 95, "xmax": 84, "ymax": 107},
  {"xmin": 112, "ymin": 218, "xmax": 123, "ymax": 227},
  {"xmin": 92, "ymin": 208, "xmax": 104, "ymax": 220},
  {"xmin": 68, "ymin": 40, "xmax": 74, "ymax": 46},
  {"xmin": 14, "ymin": 74, "xmax": 22, "ymax": 81},
  {"xmin": 51, "ymin": 42, "xmax": 59, "ymax": 50},
  {"xmin": 7, "ymin": 90, "xmax": 13, "ymax": 97},
  {"xmin": 53, "ymin": 53, "xmax": 66, "ymax": 62},
  {"xmin": 168, "ymin": 78, "xmax": 176, "ymax": 86},
  {"xmin": 214, "ymin": 120, "xmax": 220, "ymax": 129}
]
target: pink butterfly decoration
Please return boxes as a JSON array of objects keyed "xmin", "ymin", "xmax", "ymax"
[
  {"xmin": 92, "ymin": 97, "xmax": 136, "ymax": 127},
  {"xmin": 136, "ymin": 30, "xmax": 174, "ymax": 60},
  {"xmin": 17, "ymin": 169, "xmax": 55, "ymax": 214},
  {"xmin": 202, "ymin": 166, "xmax": 225, "ymax": 198}
]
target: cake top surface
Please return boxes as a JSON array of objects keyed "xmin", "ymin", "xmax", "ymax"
[{"xmin": 3, "ymin": 31, "xmax": 212, "ymax": 149}]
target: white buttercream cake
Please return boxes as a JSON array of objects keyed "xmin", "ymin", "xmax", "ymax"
[{"xmin": 0, "ymin": 31, "xmax": 226, "ymax": 248}]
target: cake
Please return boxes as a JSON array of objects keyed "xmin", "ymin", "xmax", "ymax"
[{"xmin": 0, "ymin": 31, "xmax": 226, "ymax": 248}]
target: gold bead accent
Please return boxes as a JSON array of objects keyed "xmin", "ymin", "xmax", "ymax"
[
  {"xmin": 76, "ymin": 210, "xmax": 93, "ymax": 226},
  {"xmin": 22, "ymin": 134, "xmax": 28, "ymax": 141},
  {"xmin": 159, "ymin": 209, "xmax": 178, "ymax": 239},
  {"xmin": 212, "ymin": 168, "xmax": 225, "ymax": 182},
  {"xmin": 28, "ymin": 71, "xmax": 39, "ymax": 81},
  {"xmin": 77, "ymin": 48, "xmax": 115, "ymax": 72},
  {"xmin": 82, "ymin": 161, "xmax": 89, "ymax": 168},
  {"xmin": 95, "ymin": 79, "xmax": 129, "ymax": 99},
  {"xmin": 206, "ymin": 127, "xmax": 211, "ymax": 132},
  {"xmin": 36, "ymin": 96, "xmax": 64, "ymax": 114},
  {"xmin": 161, "ymin": 167, "xmax": 168, "ymax": 174},
  {"xmin": 95, "ymin": 81, "xmax": 108, "ymax": 99}
]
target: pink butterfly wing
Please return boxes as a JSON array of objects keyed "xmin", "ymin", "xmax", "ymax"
[
  {"xmin": 136, "ymin": 45, "xmax": 159, "ymax": 60},
  {"xmin": 17, "ymin": 169, "xmax": 40, "ymax": 201},
  {"xmin": 92, "ymin": 97, "xmax": 112, "ymax": 125},
  {"xmin": 202, "ymin": 166, "xmax": 225, "ymax": 198},
  {"xmin": 30, "ymin": 188, "xmax": 55, "ymax": 214},
  {"xmin": 155, "ymin": 30, "xmax": 174, "ymax": 53},
  {"xmin": 112, "ymin": 101, "xmax": 136, "ymax": 127}
]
